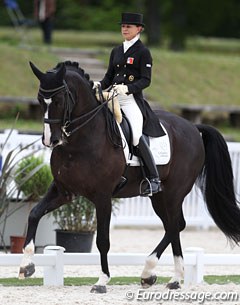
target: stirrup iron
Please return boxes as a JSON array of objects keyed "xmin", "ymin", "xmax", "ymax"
[{"xmin": 140, "ymin": 178, "xmax": 152, "ymax": 197}]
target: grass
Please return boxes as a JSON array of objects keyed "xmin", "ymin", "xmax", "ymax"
[
  {"xmin": 0, "ymin": 26, "xmax": 240, "ymax": 139},
  {"xmin": 0, "ymin": 118, "xmax": 42, "ymax": 132},
  {"xmin": 148, "ymin": 49, "xmax": 240, "ymax": 109},
  {"xmin": 205, "ymin": 275, "xmax": 240, "ymax": 285},
  {"xmin": 0, "ymin": 277, "xmax": 167, "ymax": 287},
  {"xmin": 0, "ymin": 44, "xmax": 58, "ymax": 97},
  {"xmin": 1, "ymin": 26, "xmax": 240, "ymax": 106},
  {"xmin": 0, "ymin": 275, "xmax": 239, "ymax": 286},
  {"xmin": 0, "ymin": 27, "xmax": 122, "ymax": 49}
]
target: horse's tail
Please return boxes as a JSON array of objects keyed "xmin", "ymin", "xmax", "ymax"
[{"xmin": 196, "ymin": 124, "xmax": 240, "ymax": 245}]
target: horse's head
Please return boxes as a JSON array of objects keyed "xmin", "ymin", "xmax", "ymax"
[
  {"xmin": 30, "ymin": 61, "xmax": 76, "ymax": 148},
  {"xmin": 30, "ymin": 61, "xmax": 109, "ymax": 149}
]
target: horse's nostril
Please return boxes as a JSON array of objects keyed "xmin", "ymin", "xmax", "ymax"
[
  {"xmin": 51, "ymin": 137, "xmax": 61, "ymax": 147},
  {"xmin": 51, "ymin": 133, "xmax": 62, "ymax": 147}
]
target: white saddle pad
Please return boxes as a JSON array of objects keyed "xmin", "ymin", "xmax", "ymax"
[{"xmin": 117, "ymin": 123, "xmax": 171, "ymax": 166}]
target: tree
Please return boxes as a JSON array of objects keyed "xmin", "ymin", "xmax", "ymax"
[
  {"xmin": 1, "ymin": 0, "xmax": 239, "ymax": 41},
  {"xmin": 145, "ymin": 0, "xmax": 162, "ymax": 46},
  {"xmin": 168, "ymin": 0, "xmax": 187, "ymax": 51}
]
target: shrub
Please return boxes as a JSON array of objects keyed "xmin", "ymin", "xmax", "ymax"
[
  {"xmin": 53, "ymin": 196, "xmax": 120, "ymax": 233},
  {"xmin": 53, "ymin": 196, "xmax": 97, "ymax": 232},
  {"xmin": 15, "ymin": 155, "xmax": 52, "ymax": 201}
]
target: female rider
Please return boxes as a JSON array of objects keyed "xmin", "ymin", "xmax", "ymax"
[{"xmin": 93, "ymin": 12, "xmax": 165, "ymax": 196}]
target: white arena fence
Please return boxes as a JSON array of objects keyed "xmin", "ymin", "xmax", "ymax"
[
  {"xmin": 1, "ymin": 129, "xmax": 240, "ymax": 229},
  {"xmin": 0, "ymin": 246, "xmax": 240, "ymax": 286}
]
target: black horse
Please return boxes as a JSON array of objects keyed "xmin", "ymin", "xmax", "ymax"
[{"xmin": 19, "ymin": 61, "xmax": 240, "ymax": 293}]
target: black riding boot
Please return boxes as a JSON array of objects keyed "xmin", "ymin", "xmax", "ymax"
[{"xmin": 137, "ymin": 136, "xmax": 162, "ymax": 196}]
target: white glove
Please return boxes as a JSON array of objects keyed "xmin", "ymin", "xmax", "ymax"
[
  {"xmin": 113, "ymin": 84, "xmax": 128, "ymax": 95},
  {"xmin": 93, "ymin": 81, "xmax": 101, "ymax": 90}
]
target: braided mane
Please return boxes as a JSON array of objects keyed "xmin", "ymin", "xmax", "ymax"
[{"xmin": 54, "ymin": 61, "xmax": 94, "ymax": 88}]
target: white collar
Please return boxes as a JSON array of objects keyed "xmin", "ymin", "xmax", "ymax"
[{"xmin": 123, "ymin": 34, "xmax": 140, "ymax": 53}]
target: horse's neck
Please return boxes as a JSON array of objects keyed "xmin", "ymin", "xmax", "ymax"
[
  {"xmin": 70, "ymin": 92, "xmax": 107, "ymax": 142},
  {"xmin": 75, "ymin": 88, "xmax": 99, "ymax": 116}
]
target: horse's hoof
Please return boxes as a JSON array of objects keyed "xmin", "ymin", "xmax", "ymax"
[
  {"xmin": 141, "ymin": 274, "xmax": 157, "ymax": 288},
  {"xmin": 90, "ymin": 285, "xmax": 107, "ymax": 293},
  {"xmin": 166, "ymin": 281, "xmax": 181, "ymax": 290},
  {"xmin": 18, "ymin": 263, "xmax": 35, "ymax": 279}
]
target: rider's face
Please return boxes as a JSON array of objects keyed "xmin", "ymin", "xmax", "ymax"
[{"xmin": 121, "ymin": 24, "xmax": 142, "ymax": 41}]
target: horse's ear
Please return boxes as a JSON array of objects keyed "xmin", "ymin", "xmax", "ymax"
[
  {"xmin": 29, "ymin": 61, "xmax": 45, "ymax": 81},
  {"xmin": 56, "ymin": 62, "xmax": 66, "ymax": 80}
]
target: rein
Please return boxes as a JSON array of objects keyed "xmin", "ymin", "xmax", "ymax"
[
  {"xmin": 40, "ymin": 80, "xmax": 111, "ymax": 137},
  {"xmin": 62, "ymin": 98, "xmax": 109, "ymax": 137}
]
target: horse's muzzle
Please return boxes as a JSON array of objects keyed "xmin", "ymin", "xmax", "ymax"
[{"xmin": 42, "ymin": 135, "xmax": 64, "ymax": 148}]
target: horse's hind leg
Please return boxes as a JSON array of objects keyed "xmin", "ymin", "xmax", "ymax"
[
  {"xmin": 141, "ymin": 232, "xmax": 170, "ymax": 288},
  {"xmin": 141, "ymin": 194, "xmax": 185, "ymax": 289},
  {"xmin": 141, "ymin": 193, "xmax": 170, "ymax": 288},
  {"xmin": 166, "ymin": 208, "xmax": 186, "ymax": 289},
  {"xmin": 19, "ymin": 182, "xmax": 69, "ymax": 279}
]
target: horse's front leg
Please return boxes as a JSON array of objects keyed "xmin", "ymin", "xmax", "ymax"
[
  {"xmin": 19, "ymin": 182, "xmax": 69, "ymax": 279},
  {"xmin": 90, "ymin": 198, "xmax": 112, "ymax": 294}
]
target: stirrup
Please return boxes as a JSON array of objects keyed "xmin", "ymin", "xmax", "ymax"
[
  {"xmin": 140, "ymin": 178, "xmax": 152, "ymax": 197},
  {"xmin": 140, "ymin": 178, "xmax": 161, "ymax": 197}
]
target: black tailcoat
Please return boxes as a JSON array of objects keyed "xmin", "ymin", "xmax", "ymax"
[{"xmin": 100, "ymin": 39, "xmax": 165, "ymax": 137}]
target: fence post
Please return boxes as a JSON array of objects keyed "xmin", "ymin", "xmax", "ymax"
[
  {"xmin": 184, "ymin": 247, "xmax": 204, "ymax": 286},
  {"xmin": 43, "ymin": 246, "xmax": 65, "ymax": 286}
]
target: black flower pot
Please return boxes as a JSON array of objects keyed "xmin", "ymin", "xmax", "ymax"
[{"xmin": 56, "ymin": 230, "xmax": 94, "ymax": 253}]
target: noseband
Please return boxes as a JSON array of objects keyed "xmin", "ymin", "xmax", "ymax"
[{"xmin": 39, "ymin": 80, "xmax": 109, "ymax": 137}]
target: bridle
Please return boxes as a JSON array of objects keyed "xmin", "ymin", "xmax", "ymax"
[
  {"xmin": 39, "ymin": 80, "xmax": 109, "ymax": 137},
  {"xmin": 39, "ymin": 80, "xmax": 73, "ymax": 127}
]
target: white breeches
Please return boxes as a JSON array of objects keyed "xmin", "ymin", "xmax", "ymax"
[{"xmin": 118, "ymin": 94, "xmax": 143, "ymax": 146}]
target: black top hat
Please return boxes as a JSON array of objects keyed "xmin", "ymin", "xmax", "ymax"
[{"xmin": 119, "ymin": 13, "xmax": 145, "ymax": 27}]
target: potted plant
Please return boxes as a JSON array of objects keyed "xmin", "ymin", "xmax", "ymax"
[
  {"xmin": 12, "ymin": 155, "xmax": 52, "ymax": 252},
  {"xmin": 53, "ymin": 196, "xmax": 97, "ymax": 253},
  {"xmin": 0, "ymin": 127, "xmax": 45, "ymax": 253}
]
